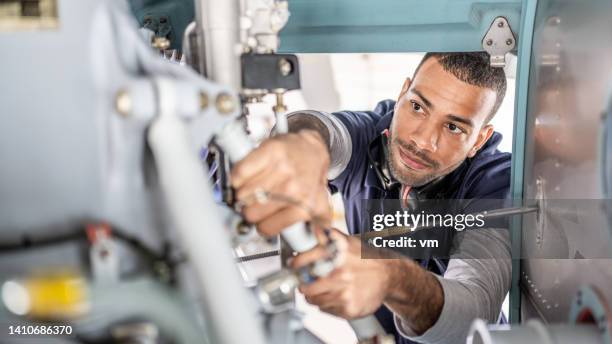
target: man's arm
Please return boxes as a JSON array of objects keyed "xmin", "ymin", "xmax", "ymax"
[
  {"xmin": 392, "ymin": 228, "xmax": 511, "ymax": 344},
  {"xmin": 286, "ymin": 110, "xmax": 352, "ymax": 179},
  {"xmin": 383, "ymin": 258, "xmax": 444, "ymax": 334}
]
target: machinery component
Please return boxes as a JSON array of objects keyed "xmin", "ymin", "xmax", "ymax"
[
  {"xmin": 196, "ymin": 0, "xmax": 242, "ymax": 88},
  {"xmin": 1, "ymin": 272, "xmax": 89, "ymax": 320},
  {"xmin": 86, "ymin": 224, "xmax": 119, "ymax": 284},
  {"xmin": 467, "ymin": 319, "xmax": 600, "ymax": 344},
  {"xmin": 255, "ymin": 268, "xmax": 299, "ymax": 313},
  {"xmin": 239, "ymin": 0, "xmax": 289, "ymax": 54},
  {"xmin": 569, "ymin": 286, "xmax": 612, "ymax": 344},
  {"xmin": 182, "ymin": 20, "xmax": 202, "ymax": 73},
  {"xmin": 147, "ymin": 77, "xmax": 265, "ymax": 344},
  {"xmin": 129, "ymin": 0, "xmax": 194, "ymax": 51},
  {"xmin": 482, "ymin": 16, "xmax": 516, "ymax": 67},
  {"xmin": 241, "ymin": 53, "xmax": 301, "ymax": 92},
  {"xmin": 467, "ymin": 286, "xmax": 610, "ymax": 344},
  {"xmin": 0, "ymin": 0, "xmax": 58, "ymax": 31},
  {"xmin": 520, "ymin": 0, "xmax": 612, "ymax": 324},
  {"xmin": 111, "ymin": 322, "xmax": 160, "ymax": 344}
]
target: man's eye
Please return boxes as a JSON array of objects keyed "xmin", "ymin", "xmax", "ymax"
[
  {"xmin": 446, "ymin": 123, "xmax": 464, "ymax": 134},
  {"xmin": 410, "ymin": 101, "xmax": 423, "ymax": 113}
]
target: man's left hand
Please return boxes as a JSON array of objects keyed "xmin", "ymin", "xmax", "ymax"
[{"xmin": 290, "ymin": 229, "xmax": 392, "ymax": 319}]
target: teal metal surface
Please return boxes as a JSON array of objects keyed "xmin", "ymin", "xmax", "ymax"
[
  {"xmin": 129, "ymin": 0, "xmax": 194, "ymax": 50},
  {"xmin": 509, "ymin": 0, "xmax": 536, "ymax": 324},
  {"xmin": 279, "ymin": 0, "xmax": 522, "ymax": 53}
]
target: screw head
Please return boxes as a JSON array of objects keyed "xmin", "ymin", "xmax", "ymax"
[
  {"xmin": 215, "ymin": 93, "xmax": 235, "ymax": 115},
  {"xmin": 506, "ymin": 38, "xmax": 513, "ymax": 46},
  {"xmin": 486, "ymin": 39, "xmax": 493, "ymax": 46},
  {"xmin": 497, "ymin": 21, "xmax": 504, "ymax": 28},
  {"xmin": 152, "ymin": 37, "xmax": 170, "ymax": 50},
  {"xmin": 278, "ymin": 58, "xmax": 293, "ymax": 76},
  {"xmin": 115, "ymin": 89, "xmax": 131, "ymax": 117}
]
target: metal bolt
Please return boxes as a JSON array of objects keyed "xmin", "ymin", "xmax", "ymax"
[
  {"xmin": 236, "ymin": 221, "xmax": 251, "ymax": 235},
  {"xmin": 486, "ymin": 39, "xmax": 493, "ymax": 46},
  {"xmin": 498, "ymin": 21, "xmax": 504, "ymax": 28},
  {"xmin": 215, "ymin": 93, "xmax": 235, "ymax": 115},
  {"xmin": 199, "ymin": 91, "xmax": 209, "ymax": 110},
  {"xmin": 278, "ymin": 58, "xmax": 292, "ymax": 76},
  {"xmin": 506, "ymin": 38, "xmax": 513, "ymax": 46},
  {"xmin": 152, "ymin": 37, "xmax": 170, "ymax": 50},
  {"xmin": 115, "ymin": 89, "xmax": 131, "ymax": 117}
]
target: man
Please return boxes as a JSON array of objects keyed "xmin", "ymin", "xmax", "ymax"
[{"xmin": 231, "ymin": 52, "xmax": 511, "ymax": 344}]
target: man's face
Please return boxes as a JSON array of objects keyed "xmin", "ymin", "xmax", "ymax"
[{"xmin": 388, "ymin": 58, "xmax": 497, "ymax": 187}]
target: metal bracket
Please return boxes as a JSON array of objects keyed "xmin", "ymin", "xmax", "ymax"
[
  {"xmin": 482, "ymin": 16, "xmax": 516, "ymax": 68},
  {"xmin": 86, "ymin": 224, "xmax": 119, "ymax": 284}
]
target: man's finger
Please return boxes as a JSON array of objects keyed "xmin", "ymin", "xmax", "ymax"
[
  {"xmin": 234, "ymin": 164, "xmax": 287, "ymax": 202},
  {"xmin": 303, "ymin": 291, "xmax": 338, "ymax": 308},
  {"xmin": 242, "ymin": 199, "xmax": 287, "ymax": 224},
  {"xmin": 256, "ymin": 205, "xmax": 311, "ymax": 237},
  {"xmin": 299, "ymin": 271, "xmax": 341, "ymax": 296},
  {"xmin": 289, "ymin": 245, "xmax": 330, "ymax": 269},
  {"xmin": 231, "ymin": 141, "xmax": 281, "ymax": 187}
]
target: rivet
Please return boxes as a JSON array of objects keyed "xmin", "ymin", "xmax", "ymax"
[
  {"xmin": 215, "ymin": 93, "xmax": 236, "ymax": 115},
  {"xmin": 278, "ymin": 58, "xmax": 293, "ymax": 76}
]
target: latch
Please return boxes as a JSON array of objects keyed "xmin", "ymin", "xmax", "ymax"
[{"xmin": 482, "ymin": 16, "xmax": 516, "ymax": 68}]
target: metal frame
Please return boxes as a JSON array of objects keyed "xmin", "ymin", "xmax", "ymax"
[{"xmin": 508, "ymin": 0, "xmax": 536, "ymax": 324}]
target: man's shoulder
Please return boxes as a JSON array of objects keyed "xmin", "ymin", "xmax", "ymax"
[
  {"xmin": 332, "ymin": 99, "xmax": 396, "ymax": 135},
  {"xmin": 460, "ymin": 133, "xmax": 511, "ymax": 199}
]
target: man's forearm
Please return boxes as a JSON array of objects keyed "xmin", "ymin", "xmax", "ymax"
[{"xmin": 383, "ymin": 258, "xmax": 444, "ymax": 335}]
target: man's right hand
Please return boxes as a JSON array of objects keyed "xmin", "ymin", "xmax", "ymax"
[{"xmin": 230, "ymin": 129, "xmax": 332, "ymax": 237}]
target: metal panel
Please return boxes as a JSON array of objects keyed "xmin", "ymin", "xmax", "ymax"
[
  {"xmin": 279, "ymin": 0, "xmax": 521, "ymax": 53},
  {"xmin": 520, "ymin": 0, "xmax": 612, "ymax": 323}
]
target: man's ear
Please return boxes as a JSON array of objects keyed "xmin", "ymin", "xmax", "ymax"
[
  {"xmin": 468, "ymin": 124, "xmax": 494, "ymax": 158},
  {"xmin": 398, "ymin": 77, "xmax": 412, "ymax": 101}
]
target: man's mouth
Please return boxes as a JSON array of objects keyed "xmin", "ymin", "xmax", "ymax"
[{"xmin": 398, "ymin": 147, "xmax": 430, "ymax": 171}]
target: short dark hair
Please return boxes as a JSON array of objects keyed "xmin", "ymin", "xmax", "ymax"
[{"xmin": 413, "ymin": 52, "xmax": 507, "ymax": 122}]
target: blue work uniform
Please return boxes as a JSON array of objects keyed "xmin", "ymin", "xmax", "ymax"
[{"xmin": 327, "ymin": 99, "xmax": 511, "ymax": 344}]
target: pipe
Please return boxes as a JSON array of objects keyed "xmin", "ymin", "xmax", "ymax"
[{"xmin": 195, "ymin": 0, "xmax": 242, "ymax": 89}]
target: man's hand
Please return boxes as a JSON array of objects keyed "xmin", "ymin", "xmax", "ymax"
[
  {"xmin": 292, "ymin": 229, "xmax": 444, "ymax": 335},
  {"xmin": 290, "ymin": 229, "xmax": 392, "ymax": 319},
  {"xmin": 231, "ymin": 130, "xmax": 332, "ymax": 236}
]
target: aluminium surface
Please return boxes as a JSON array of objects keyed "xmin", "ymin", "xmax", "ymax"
[{"xmin": 520, "ymin": 0, "xmax": 612, "ymax": 323}]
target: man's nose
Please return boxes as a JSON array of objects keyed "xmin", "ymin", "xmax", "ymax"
[{"xmin": 411, "ymin": 121, "xmax": 438, "ymax": 153}]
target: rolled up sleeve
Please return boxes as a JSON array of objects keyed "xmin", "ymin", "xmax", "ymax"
[{"xmin": 394, "ymin": 228, "xmax": 511, "ymax": 344}]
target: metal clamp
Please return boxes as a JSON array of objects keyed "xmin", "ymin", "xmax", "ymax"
[{"xmin": 482, "ymin": 16, "xmax": 516, "ymax": 68}]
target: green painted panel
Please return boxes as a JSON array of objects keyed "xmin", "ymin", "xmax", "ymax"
[
  {"xmin": 128, "ymin": 0, "xmax": 194, "ymax": 50},
  {"xmin": 509, "ymin": 0, "xmax": 537, "ymax": 324},
  {"xmin": 280, "ymin": 0, "xmax": 522, "ymax": 53}
]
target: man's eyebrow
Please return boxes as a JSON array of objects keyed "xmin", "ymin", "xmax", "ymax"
[
  {"xmin": 446, "ymin": 114, "xmax": 474, "ymax": 128},
  {"xmin": 412, "ymin": 89, "xmax": 433, "ymax": 109}
]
